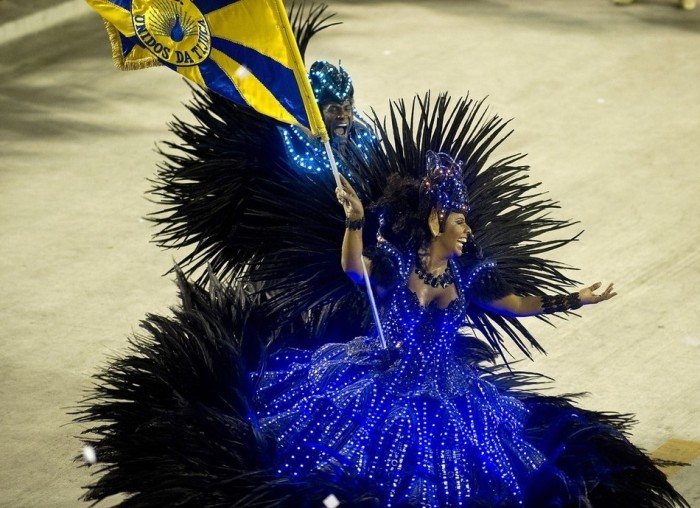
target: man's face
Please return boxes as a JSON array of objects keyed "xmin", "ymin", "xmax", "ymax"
[{"xmin": 321, "ymin": 100, "xmax": 354, "ymax": 139}]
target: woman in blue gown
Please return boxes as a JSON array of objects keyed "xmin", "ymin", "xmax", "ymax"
[{"xmin": 252, "ymin": 152, "xmax": 691, "ymax": 508}]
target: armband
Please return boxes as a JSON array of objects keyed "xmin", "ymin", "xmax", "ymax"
[
  {"xmin": 345, "ymin": 216, "xmax": 365, "ymax": 230},
  {"xmin": 541, "ymin": 292, "xmax": 582, "ymax": 313}
]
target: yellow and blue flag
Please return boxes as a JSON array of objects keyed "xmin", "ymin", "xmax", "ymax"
[{"xmin": 85, "ymin": 0, "xmax": 328, "ymax": 139}]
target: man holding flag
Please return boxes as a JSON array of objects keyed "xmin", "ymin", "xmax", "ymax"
[{"xmin": 280, "ymin": 60, "xmax": 378, "ymax": 178}]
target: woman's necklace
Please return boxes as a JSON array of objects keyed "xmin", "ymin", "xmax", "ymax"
[{"xmin": 414, "ymin": 259, "xmax": 454, "ymax": 288}]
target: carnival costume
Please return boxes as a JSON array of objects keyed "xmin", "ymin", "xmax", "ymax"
[
  {"xmin": 75, "ymin": 6, "xmax": 689, "ymax": 508},
  {"xmin": 281, "ymin": 61, "xmax": 377, "ymax": 176}
]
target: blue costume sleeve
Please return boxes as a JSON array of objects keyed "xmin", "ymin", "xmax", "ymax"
[
  {"xmin": 366, "ymin": 239, "xmax": 409, "ymax": 295},
  {"xmin": 463, "ymin": 260, "xmax": 514, "ymax": 303}
]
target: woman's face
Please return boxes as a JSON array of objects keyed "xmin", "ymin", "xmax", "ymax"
[{"xmin": 437, "ymin": 212, "xmax": 472, "ymax": 257}]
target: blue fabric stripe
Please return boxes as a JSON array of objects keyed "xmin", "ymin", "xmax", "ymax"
[
  {"xmin": 109, "ymin": 0, "xmax": 132, "ymax": 11},
  {"xmin": 197, "ymin": 0, "xmax": 241, "ymax": 16},
  {"xmin": 211, "ymin": 37, "xmax": 308, "ymax": 127},
  {"xmin": 120, "ymin": 33, "xmax": 137, "ymax": 57},
  {"xmin": 197, "ymin": 58, "xmax": 251, "ymax": 110}
]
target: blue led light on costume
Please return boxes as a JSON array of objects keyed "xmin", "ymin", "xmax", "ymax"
[
  {"xmin": 309, "ymin": 60, "xmax": 354, "ymax": 105},
  {"xmin": 254, "ymin": 240, "xmax": 546, "ymax": 507},
  {"xmin": 464, "ymin": 260, "xmax": 496, "ymax": 289},
  {"xmin": 280, "ymin": 125, "xmax": 328, "ymax": 173},
  {"xmin": 377, "ymin": 236, "xmax": 408, "ymax": 280},
  {"xmin": 280, "ymin": 114, "xmax": 376, "ymax": 176},
  {"xmin": 280, "ymin": 60, "xmax": 377, "ymax": 178}
]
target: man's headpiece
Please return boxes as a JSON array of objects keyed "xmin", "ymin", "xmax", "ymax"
[
  {"xmin": 309, "ymin": 60, "xmax": 354, "ymax": 106},
  {"xmin": 419, "ymin": 151, "xmax": 469, "ymax": 227}
]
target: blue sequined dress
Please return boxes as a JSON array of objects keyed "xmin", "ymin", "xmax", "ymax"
[{"xmin": 256, "ymin": 243, "xmax": 558, "ymax": 507}]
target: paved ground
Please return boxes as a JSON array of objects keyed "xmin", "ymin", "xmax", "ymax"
[{"xmin": 1, "ymin": 1, "xmax": 699, "ymax": 506}]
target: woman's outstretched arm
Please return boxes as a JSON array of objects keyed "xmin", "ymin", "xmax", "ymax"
[{"xmin": 476, "ymin": 282, "xmax": 617, "ymax": 317}]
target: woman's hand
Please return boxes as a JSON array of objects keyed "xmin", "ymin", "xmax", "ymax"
[
  {"xmin": 579, "ymin": 282, "xmax": 617, "ymax": 305},
  {"xmin": 336, "ymin": 174, "xmax": 364, "ymax": 220},
  {"xmin": 337, "ymin": 174, "xmax": 369, "ymax": 282}
]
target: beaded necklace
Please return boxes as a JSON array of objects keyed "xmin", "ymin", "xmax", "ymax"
[{"xmin": 414, "ymin": 259, "xmax": 454, "ymax": 288}]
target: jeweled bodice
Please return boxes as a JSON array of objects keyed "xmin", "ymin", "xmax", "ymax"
[{"xmin": 378, "ymin": 257, "xmax": 475, "ymax": 398}]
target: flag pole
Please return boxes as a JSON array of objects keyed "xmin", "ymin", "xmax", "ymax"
[
  {"xmin": 278, "ymin": 0, "xmax": 388, "ymax": 350},
  {"xmin": 323, "ymin": 141, "xmax": 386, "ymax": 349},
  {"xmin": 322, "ymin": 141, "xmax": 342, "ymax": 188},
  {"xmin": 361, "ymin": 256, "xmax": 387, "ymax": 350}
]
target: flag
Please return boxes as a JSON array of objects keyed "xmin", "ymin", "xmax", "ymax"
[{"xmin": 85, "ymin": 0, "xmax": 328, "ymax": 140}]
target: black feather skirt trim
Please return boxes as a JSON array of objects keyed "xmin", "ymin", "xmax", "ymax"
[{"xmin": 74, "ymin": 275, "xmax": 688, "ymax": 508}]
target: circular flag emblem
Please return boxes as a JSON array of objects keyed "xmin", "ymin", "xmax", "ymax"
[{"xmin": 131, "ymin": 0, "xmax": 211, "ymax": 66}]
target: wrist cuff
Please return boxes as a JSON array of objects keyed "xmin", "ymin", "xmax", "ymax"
[
  {"xmin": 541, "ymin": 292, "xmax": 582, "ymax": 313},
  {"xmin": 345, "ymin": 216, "xmax": 365, "ymax": 230}
]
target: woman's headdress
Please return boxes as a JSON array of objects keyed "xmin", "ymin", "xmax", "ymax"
[
  {"xmin": 419, "ymin": 151, "xmax": 469, "ymax": 228},
  {"xmin": 308, "ymin": 60, "xmax": 354, "ymax": 106}
]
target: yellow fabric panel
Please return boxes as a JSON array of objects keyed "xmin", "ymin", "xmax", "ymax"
[
  {"xmin": 204, "ymin": 0, "xmax": 293, "ymax": 67},
  {"xmin": 125, "ymin": 45, "xmax": 160, "ymax": 66},
  {"xmin": 85, "ymin": 0, "xmax": 135, "ymax": 36},
  {"xmin": 209, "ymin": 48, "xmax": 298, "ymax": 126},
  {"xmin": 268, "ymin": 0, "xmax": 327, "ymax": 139},
  {"xmin": 176, "ymin": 63, "xmax": 206, "ymax": 89}
]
